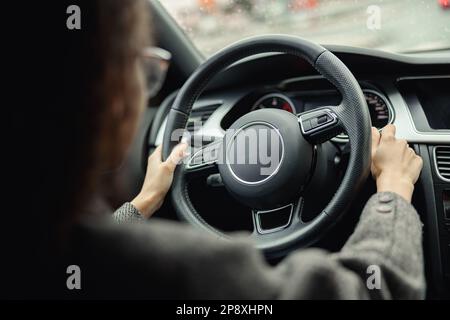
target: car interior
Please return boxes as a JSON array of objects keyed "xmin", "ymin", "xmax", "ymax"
[{"xmin": 99, "ymin": 1, "xmax": 450, "ymax": 299}]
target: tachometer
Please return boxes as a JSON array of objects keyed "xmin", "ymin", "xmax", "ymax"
[
  {"xmin": 365, "ymin": 90, "xmax": 393, "ymax": 129},
  {"xmin": 334, "ymin": 89, "xmax": 393, "ymax": 142},
  {"xmin": 252, "ymin": 93, "xmax": 297, "ymax": 114}
]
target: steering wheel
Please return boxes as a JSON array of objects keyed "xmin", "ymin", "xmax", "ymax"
[{"xmin": 162, "ymin": 35, "xmax": 371, "ymax": 257}]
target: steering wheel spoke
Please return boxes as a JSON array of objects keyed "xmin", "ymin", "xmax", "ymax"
[
  {"xmin": 251, "ymin": 197, "xmax": 306, "ymax": 236},
  {"xmin": 252, "ymin": 204, "xmax": 294, "ymax": 235},
  {"xmin": 298, "ymin": 107, "xmax": 343, "ymax": 144},
  {"xmin": 185, "ymin": 139, "xmax": 222, "ymax": 174}
]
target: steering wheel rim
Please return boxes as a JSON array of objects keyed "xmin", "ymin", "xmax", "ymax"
[{"xmin": 162, "ymin": 35, "xmax": 371, "ymax": 256}]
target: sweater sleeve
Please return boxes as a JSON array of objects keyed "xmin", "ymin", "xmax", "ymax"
[
  {"xmin": 272, "ymin": 191, "xmax": 426, "ymax": 299},
  {"xmin": 335, "ymin": 191, "xmax": 426, "ymax": 299},
  {"xmin": 112, "ymin": 202, "xmax": 144, "ymax": 223},
  {"xmin": 75, "ymin": 192, "xmax": 425, "ymax": 299}
]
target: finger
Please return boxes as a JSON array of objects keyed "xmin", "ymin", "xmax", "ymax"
[
  {"xmin": 397, "ymin": 138, "xmax": 407, "ymax": 146},
  {"xmin": 371, "ymin": 127, "xmax": 380, "ymax": 157},
  {"xmin": 381, "ymin": 124, "xmax": 396, "ymax": 141},
  {"xmin": 410, "ymin": 156, "xmax": 423, "ymax": 183},
  {"xmin": 393, "ymin": 139, "xmax": 407, "ymax": 159},
  {"xmin": 149, "ymin": 145, "xmax": 163, "ymax": 163},
  {"xmin": 415, "ymin": 155, "xmax": 423, "ymax": 172},
  {"xmin": 164, "ymin": 142, "xmax": 189, "ymax": 172}
]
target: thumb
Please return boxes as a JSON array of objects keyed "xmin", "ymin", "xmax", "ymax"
[
  {"xmin": 371, "ymin": 127, "xmax": 380, "ymax": 157},
  {"xmin": 164, "ymin": 142, "xmax": 189, "ymax": 172}
]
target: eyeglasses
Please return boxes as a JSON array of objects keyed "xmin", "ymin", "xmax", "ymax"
[{"xmin": 140, "ymin": 47, "xmax": 172, "ymax": 99}]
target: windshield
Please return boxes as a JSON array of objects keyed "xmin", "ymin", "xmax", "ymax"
[{"xmin": 159, "ymin": 0, "xmax": 450, "ymax": 56}]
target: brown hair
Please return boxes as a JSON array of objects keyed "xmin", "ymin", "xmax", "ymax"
[{"xmin": 39, "ymin": 0, "xmax": 150, "ymax": 242}]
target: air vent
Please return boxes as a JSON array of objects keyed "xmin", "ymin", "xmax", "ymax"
[
  {"xmin": 435, "ymin": 146, "xmax": 450, "ymax": 182},
  {"xmin": 186, "ymin": 103, "xmax": 221, "ymax": 133}
]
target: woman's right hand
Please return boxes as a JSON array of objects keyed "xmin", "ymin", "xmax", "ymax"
[
  {"xmin": 371, "ymin": 124, "xmax": 423, "ymax": 203},
  {"xmin": 131, "ymin": 143, "xmax": 188, "ymax": 218}
]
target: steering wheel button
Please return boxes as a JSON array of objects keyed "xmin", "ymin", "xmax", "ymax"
[
  {"xmin": 318, "ymin": 115, "xmax": 328, "ymax": 124},
  {"xmin": 203, "ymin": 152, "xmax": 216, "ymax": 163},
  {"xmin": 302, "ymin": 120, "xmax": 312, "ymax": 131},
  {"xmin": 377, "ymin": 205, "xmax": 392, "ymax": 213}
]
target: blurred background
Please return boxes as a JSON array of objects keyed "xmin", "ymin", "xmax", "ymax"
[{"xmin": 159, "ymin": 0, "xmax": 450, "ymax": 56}]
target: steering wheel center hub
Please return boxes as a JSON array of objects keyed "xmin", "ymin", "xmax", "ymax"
[
  {"xmin": 227, "ymin": 122, "xmax": 284, "ymax": 184},
  {"xmin": 218, "ymin": 109, "xmax": 313, "ymax": 209}
]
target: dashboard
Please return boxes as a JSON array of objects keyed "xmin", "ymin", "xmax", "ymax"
[
  {"xmin": 227, "ymin": 84, "xmax": 393, "ymax": 141},
  {"xmin": 153, "ymin": 48, "xmax": 450, "ymax": 148},
  {"xmin": 149, "ymin": 47, "xmax": 450, "ymax": 297},
  {"xmin": 250, "ymin": 89, "xmax": 392, "ymax": 129}
]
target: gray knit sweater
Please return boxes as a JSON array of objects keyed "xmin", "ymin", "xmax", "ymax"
[{"xmin": 72, "ymin": 192, "xmax": 425, "ymax": 299}]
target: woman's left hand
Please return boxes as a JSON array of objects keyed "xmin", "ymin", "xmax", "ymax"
[{"xmin": 131, "ymin": 143, "xmax": 188, "ymax": 218}]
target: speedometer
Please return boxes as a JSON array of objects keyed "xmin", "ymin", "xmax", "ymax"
[{"xmin": 252, "ymin": 93, "xmax": 297, "ymax": 114}]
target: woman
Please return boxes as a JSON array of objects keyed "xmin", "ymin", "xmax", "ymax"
[{"xmin": 21, "ymin": 0, "xmax": 424, "ymax": 299}]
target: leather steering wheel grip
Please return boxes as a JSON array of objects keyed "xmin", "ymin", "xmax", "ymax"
[
  {"xmin": 314, "ymin": 51, "xmax": 372, "ymax": 218},
  {"xmin": 161, "ymin": 35, "xmax": 371, "ymax": 254}
]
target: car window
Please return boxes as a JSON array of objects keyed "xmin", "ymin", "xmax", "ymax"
[{"xmin": 159, "ymin": 0, "xmax": 450, "ymax": 56}]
